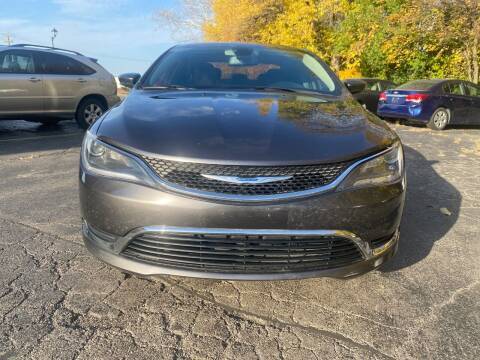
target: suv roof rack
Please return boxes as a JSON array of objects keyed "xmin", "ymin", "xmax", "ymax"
[{"xmin": 10, "ymin": 44, "xmax": 84, "ymax": 57}]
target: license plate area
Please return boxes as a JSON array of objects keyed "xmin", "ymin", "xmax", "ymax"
[{"xmin": 389, "ymin": 94, "xmax": 407, "ymax": 105}]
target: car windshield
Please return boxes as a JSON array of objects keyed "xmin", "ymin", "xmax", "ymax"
[
  {"xmin": 397, "ymin": 80, "xmax": 438, "ymax": 91},
  {"xmin": 140, "ymin": 45, "xmax": 341, "ymax": 95}
]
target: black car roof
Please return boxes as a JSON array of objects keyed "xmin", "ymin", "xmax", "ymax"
[
  {"xmin": 403, "ymin": 79, "xmax": 459, "ymax": 85},
  {"xmin": 345, "ymin": 78, "xmax": 396, "ymax": 85},
  {"xmin": 397, "ymin": 79, "xmax": 458, "ymax": 91},
  {"xmin": 346, "ymin": 78, "xmax": 392, "ymax": 82}
]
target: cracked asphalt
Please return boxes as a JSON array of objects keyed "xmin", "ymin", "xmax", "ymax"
[{"xmin": 0, "ymin": 119, "xmax": 479, "ymax": 359}]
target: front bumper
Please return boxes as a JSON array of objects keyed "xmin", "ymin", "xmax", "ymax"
[
  {"xmin": 378, "ymin": 105, "xmax": 429, "ymax": 122},
  {"xmin": 79, "ymin": 165, "xmax": 405, "ymax": 280},
  {"xmin": 82, "ymin": 222, "xmax": 399, "ymax": 280}
]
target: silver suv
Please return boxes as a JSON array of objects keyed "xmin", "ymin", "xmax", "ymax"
[{"xmin": 0, "ymin": 44, "xmax": 120, "ymax": 128}]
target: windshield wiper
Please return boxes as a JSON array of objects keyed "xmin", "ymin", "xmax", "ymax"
[
  {"xmin": 251, "ymin": 87, "xmax": 299, "ymax": 93},
  {"xmin": 252, "ymin": 87, "xmax": 332, "ymax": 97},
  {"xmin": 141, "ymin": 85, "xmax": 196, "ymax": 91},
  {"xmin": 141, "ymin": 85, "xmax": 325, "ymax": 96}
]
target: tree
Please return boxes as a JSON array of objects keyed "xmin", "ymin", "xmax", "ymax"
[
  {"xmin": 153, "ymin": 0, "xmax": 480, "ymax": 83},
  {"xmin": 332, "ymin": 0, "xmax": 403, "ymax": 79},
  {"xmin": 443, "ymin": 0, "xmax": 479, "ymax": 83},
  {"xmin": 378, "ymin": 0, "xmax": 480, "ymax": 83},
  {"xmin": 153, "ymin": 0, "xmax": 212, "ymax": 41},
  {"xmin": 203, "ymin": 0, "xmax": 281, "ymax": 42}
]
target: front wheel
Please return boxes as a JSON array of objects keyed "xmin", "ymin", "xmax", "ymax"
[
  {"xmin": 427, "ymin": 108, "xmax": 449, "ymax": 131},
  {"xmin": 76, "ymin": 98, "xmax": 106, "ymax": 129}
]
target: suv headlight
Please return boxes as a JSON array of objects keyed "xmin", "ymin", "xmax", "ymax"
[
  {"xmin": 338, "ymin": 142, "xmax": 404, "ymax": 191},
  {"xmin": 81, "ymin": 131, "xmax": 155, "ymax": 186}
]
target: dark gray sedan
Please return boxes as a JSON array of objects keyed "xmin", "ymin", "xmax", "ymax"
[{"xmin": 79, "ymin": 43, "xmax": 406, "ymax": 280}]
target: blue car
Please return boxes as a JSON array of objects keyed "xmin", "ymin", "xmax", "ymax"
[{"xmin": 377, "ymin": 79, "xmax": 480, "ymax": 130}]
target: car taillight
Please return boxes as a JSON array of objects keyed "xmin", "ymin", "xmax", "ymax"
[
  {"xmin": 379, "ymin": 92, "xmax": 387, "ymax": 102},
  {"xmin": 406, "ymin": 93, "xmax": 429, "ymax": 103}
]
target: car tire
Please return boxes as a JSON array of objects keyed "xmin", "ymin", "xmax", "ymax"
[
  {"xmin": 76, "ymin": 98, "xmax": 107, "ymax": 129},
  {"xmin": 427, "ymin": 108, "xmax": 450, "ymax": 131}
]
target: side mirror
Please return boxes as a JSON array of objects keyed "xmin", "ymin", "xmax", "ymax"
[
  {"xmin": 344, "ymin": 80, "xmax": 366, "ymax": 95},
  {"xmin": 119, "ymin": 73, "xmax": 141, "ymax": 89}
]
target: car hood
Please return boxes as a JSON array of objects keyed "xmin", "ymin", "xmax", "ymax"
[{"xmin": 96, "ymin": 91, "xmax": 397, "ymax": 165}]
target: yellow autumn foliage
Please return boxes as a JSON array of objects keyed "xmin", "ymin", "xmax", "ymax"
[
  {"xmin": 199, "ymin": 0, "xmax": 479, "ymax": 83},
  {"xmin": 203, "ymin": 0, "xmax": 278, "ymax": 42}
]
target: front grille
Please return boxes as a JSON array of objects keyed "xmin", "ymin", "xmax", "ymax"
[
  {"xmin": 141, "ymin": 157, "xmax": 352, "ymax": 196},
  {"xmin": 121, "ymin": 232, "xmax": 364, "ymax": 274}
]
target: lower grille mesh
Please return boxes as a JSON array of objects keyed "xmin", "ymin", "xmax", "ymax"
[
  {"xmin": 121, "ymin": 232, "xmax": 363, "ymax": 274},
  {"xmin": 141, "ymin": 157, "xmax": 352, "ymax": 196}
]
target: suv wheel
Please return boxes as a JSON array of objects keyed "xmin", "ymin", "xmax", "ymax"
[
  {"xmin": 427, "ymin": 108, "xmax": 449, "ymax": 131},
  {"xmin": 76, "ymin": 98, "xmax": 106, "ymax": 129}
]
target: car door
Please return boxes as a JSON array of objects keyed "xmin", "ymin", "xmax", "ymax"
[
  {"xmin": 443, "ymin": 82, "xmax": 471, "ymax": 124},
  {"xmin": 0, "ymin": 49, "xmax": 44, "ymax": 117},
  {"xmin": 463, "ymin": 81, "xmax": 480, "ymax": 124},
  {"xmin": 37, "ymin": 52, "xmax": 95, "ymax": 115}
]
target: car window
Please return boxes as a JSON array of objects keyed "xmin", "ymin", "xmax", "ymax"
[
  {"xmin": 381, "ymin": 82, "xmax": 396, "ymax": 91},
  {"xmin": 0, "ymin": 51, "xmax": 35, "ymax": 74},
  {"xmin": 365, "ymin": 81, "xmax": 380, "ymax": 91},
  {"xmin": 464, "ymin": 82, "xmax": 480, "ymax": 97},
  {"xmin": 445, "ymin": 83, "xmax": 465, "ymax": 96},
  {"xmin": 397, "ymin": 80, "xmax": 437, "ymax": 90},
  {"xmin": 38, "ymin": 52, "xmax": 95, "ymax": 75},
  {"xmin": 141, "ymin": 45, "xmax": 341, "ymax": 95}
]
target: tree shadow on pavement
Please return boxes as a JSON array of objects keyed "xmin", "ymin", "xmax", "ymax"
[
  {"xmin": 0, "ymin": 120, "xmax": 84, "ymax": 157},
  {"xmin": 380, "ymin": 145, "xmax": 461, "ymax": 272}
]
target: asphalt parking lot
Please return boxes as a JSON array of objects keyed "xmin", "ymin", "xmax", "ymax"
[{"xmin": 0, "ymin": 119, "xmax": 479, "ymax": 359}]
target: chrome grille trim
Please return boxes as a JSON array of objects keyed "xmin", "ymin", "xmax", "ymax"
[
  {"xmin": 118, "ymin": 227, "xmax": 371, "ymax": 274},
  {"xmin": 137, "ymin": 147, "xmax": 392, "ymax": 203},
  {"xmin": 112, "ymin": 226, "xmax": 373, "ymax": 259},
  {"xmin": 142, "ymin": 157, "xmax": 352, "ymax": 196}
]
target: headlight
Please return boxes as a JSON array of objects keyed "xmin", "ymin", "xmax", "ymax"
[
  {"xmin": 338, "ymin": 142, "xmax": 404, "ymax": 191},
  {"xmin": 81, "ymin": 131, "xmax": 155, "ymax": 186}
]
